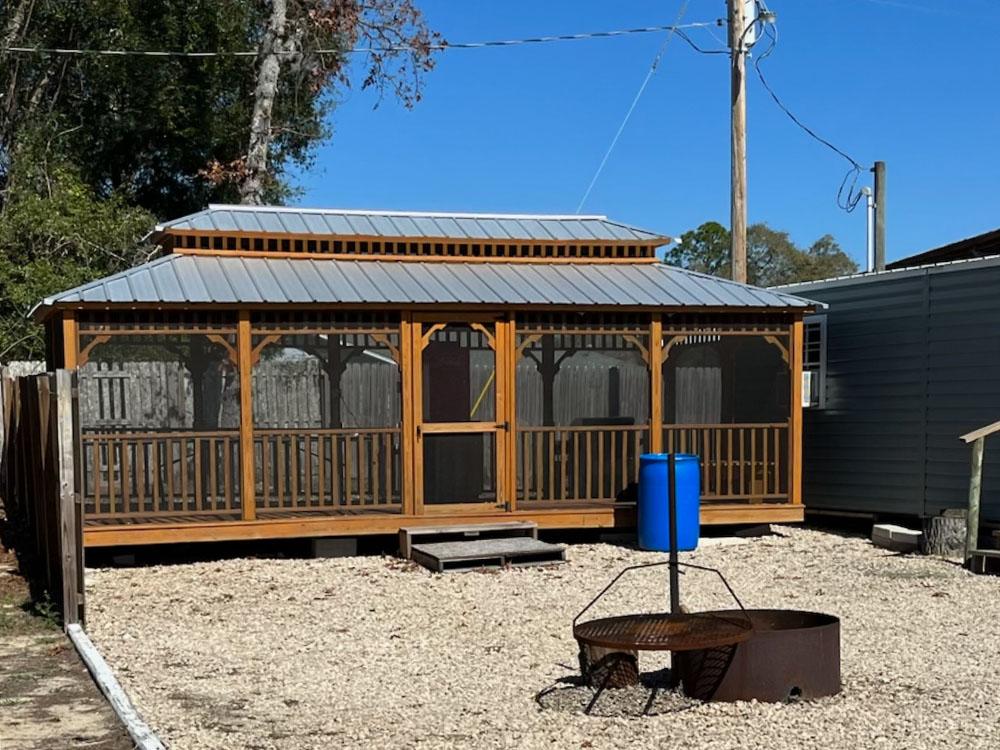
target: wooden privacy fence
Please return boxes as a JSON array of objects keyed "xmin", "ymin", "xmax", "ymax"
[{"xmin": 0, "ymin": 369, "xmax": 84, "ymax": 625}]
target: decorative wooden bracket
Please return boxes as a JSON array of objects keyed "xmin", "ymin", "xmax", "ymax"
[
  {"xmin": 621, "ymin": 334, "xmax": 650, "ymax": 365},
  {"xmin": 661, "ymin": 335, "xmax": 690, "ymax": 364},
  {"xmin": 207, "ymin": 334, "xmax": 239, "ymax": 366},
  {"xmin": 369, "ymin": 333, "xmax": 401, "ymax": 364},
  {"xmin": 251, "ymin": 333, "xmax": 282, "ymax": 366},
  {"xmin": 77, "ymin": 335, "xmax": 111, "ymax": 367},
  {"xmin": 763, "ymin": 335, "xmax": 790, "ymax": 365},
  {"xmin": 469, "ymin": 322, "xmax": 496, "ymax": 351},
  {"xmin": 515, "ymin": 333, "xmax": 543, "ymax": 361},
  {"xmin": 420, "ymin": 323, "xmax": 448, "ymax": 349}
]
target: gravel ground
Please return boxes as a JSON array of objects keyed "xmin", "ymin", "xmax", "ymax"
[{"xmin": 87, "ymin": 527, "xmax": 1000, "ymax": 750}]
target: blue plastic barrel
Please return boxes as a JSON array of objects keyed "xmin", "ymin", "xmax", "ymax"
[{"xmin": 637, "ymin": 453, "xmax": 700, "ymax": 552}]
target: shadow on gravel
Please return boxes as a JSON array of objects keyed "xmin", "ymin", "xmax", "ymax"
[{"xmin": 535, "ymin": 667, "xmax": 701, "ymax": 718}]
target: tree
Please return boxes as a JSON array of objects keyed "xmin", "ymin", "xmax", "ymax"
[
  {"xmin": 664, "ymin": 221, "xmax": 859, "ymax": 286},
  {"xmin": 0, "ymin": 0, "xmax": 440, "ymax": 359}
]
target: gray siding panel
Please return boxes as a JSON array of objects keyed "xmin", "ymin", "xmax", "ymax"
[{"xmin": 791, "ymin": 261, "xmax": 1000, "ymax": 522}]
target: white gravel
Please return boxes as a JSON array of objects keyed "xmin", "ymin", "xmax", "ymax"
[{"xmin": 87, "ymin": 527, "xmax": 1000, "ymax": 750}]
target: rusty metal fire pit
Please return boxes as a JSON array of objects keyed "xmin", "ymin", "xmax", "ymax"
[{"xmin": 676, "ymin": 609, "xmax": 841, "ymax": 703}]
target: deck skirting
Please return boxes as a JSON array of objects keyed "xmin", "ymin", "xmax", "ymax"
[{"xmin": 82, "ymin": 502, "xmax": 804, "ymax": 547}]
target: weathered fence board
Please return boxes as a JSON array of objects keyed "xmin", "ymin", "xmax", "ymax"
[{"xmin": 0, "ymin": 368, "xmax": 84, "ymax": 625}]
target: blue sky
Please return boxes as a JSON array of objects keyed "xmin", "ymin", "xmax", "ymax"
[{"xmin": 293, "ymin": 0, "xmax": 1000, "ymax": 266}]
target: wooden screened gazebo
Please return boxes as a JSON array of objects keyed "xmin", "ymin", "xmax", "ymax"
[{"xmin": 34, "ymin": 206, "xmax": 815, "ymax": 547}]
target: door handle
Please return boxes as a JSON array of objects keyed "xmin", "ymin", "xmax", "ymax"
[{"xmin": 497, "ymin": 421, "xmax": 509, "ymax": 431}]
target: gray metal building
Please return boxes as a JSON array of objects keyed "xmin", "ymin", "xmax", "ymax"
[{"xmin": 784, "ymin": 255, "xmax": 1000, "ymax": 523}]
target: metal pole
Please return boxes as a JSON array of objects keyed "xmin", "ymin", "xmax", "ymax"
[
  {"xmin": 668, "ymin": 453, "xmax": 680, "ymax": 614},
  {"xmin": 873, "ymin": 160, "xmax": 886, "ymax": 271},
  {"xmin": 865, "ymin": 188, "xmax": 875, "ymax": 273},
  {"xmin": 728, "ymin": 0, "xmax": 748, "ymax": 283}
]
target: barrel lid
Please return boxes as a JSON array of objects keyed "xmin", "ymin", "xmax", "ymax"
[{"xmin": 639, "ymin": 452, "xmax": 698, "ymax": 462}]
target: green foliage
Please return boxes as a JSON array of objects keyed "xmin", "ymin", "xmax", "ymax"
[
  {"xmin": 0, "ymin": 133, "xmax": 155, "ymax": 360},
  {"xmin": 664, "ymin": 221, "xmax": 859, "ymax": 287},
  {"xmin": 0, "ymin": 1, "xmax": 438, "ymax": 360},
  {"xmin": 1, "ymin": 0, "xmax": 320, "ymax": 216}
]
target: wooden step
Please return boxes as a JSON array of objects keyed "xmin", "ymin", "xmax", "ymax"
[
  {"xmin": 399, "ymin": 521, "xmax": 537, "ymax": 559},
  {"xmin": 410, "ymin": 537, "xmax": 566, "ymax": 573}
]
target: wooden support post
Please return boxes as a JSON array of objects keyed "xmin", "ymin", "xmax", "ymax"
[
  {"xmin": 650, "ymin": 315, "xmax": 663, "ymax": 454},
  {"xmin": 966, "ymin": 437, "xmax": 984, "ymax": 566},
  {"xmin": 400, "ymin": 314, "xmax": 416, "ymax": 516},
  {"xmin": 55, "ymin": 370, "xmax": 83, "ymax": 626},
  {"xmin": 789, "ymin": 318, "xmax": 804, "ymax": 505},
  {"xmin": 238, "ymin": 310, "xmax": 256, "ymax": 520},
  {"xmin": 506, "ymin": 317, "xmax": 518, "ymax": 512},
  {"xmin": 62, "ymin": 311, "xmax": 79, "ymax": 370}
]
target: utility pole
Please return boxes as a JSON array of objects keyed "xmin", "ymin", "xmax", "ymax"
[
  {"xmin": 728, "ymin": 0, "xmax": 749, "ymax": 283},
  {"xmin": 872, "ymin": 161, "xmax": 886, "ymax": 271}
]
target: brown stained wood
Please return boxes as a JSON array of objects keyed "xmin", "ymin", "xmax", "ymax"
[
  {"xmin": 238, "ymin": 310, "xmax": 256, "ymax": 519},
  {"xmin": 727, "ymin": 429, "xmax": 734, "ymax": 496},
  {"xmin": 534, "ymin": 431, "xmax": 543, "ymax": 503},
  {"xmin": 332, "ymin": 432, "xmax": 341, "ymax": 506},
  {"xmin": 738, "ymin": 428, "xmax": 745, "ymax": 496},
  {"xmin": 597, "ymin": 430, "xmax": 606, "ymax": 501},
  {"xmin": 82, "ymin": 502, "xmax": 804, "ymax": 548},
  {"xmin": 193, "ymin": 438, "xmax": 202, "ymax": 511},
  {"xmin": 107, "ymin": 442, "xmax": 116, "ymax": 516},
  {"xmin": 77, "ymin": 334, "xmax": 111, "ymax": 367},
  {"xmin": 276, "ymin": 436, "xmax": 286, "ymax": 508},
  {"xmin": 571, "ymin": 432, "xmax": 590, "ymax": 501},
  {"xmin": 774, "ymin": 427, "xmax": 782, "ymax": 495},
  {"xmin": 303, "ymin": 435, "xmax": 313, "ymax": 507},
  {"xmin": 762, "ymin": 428, "xmax": 770, "ymax": 497},
  {"xmin": 585, "ymin": 431, "xmax": 593, "ymax": 500},
  {"xmin": 649, "ymin": 316, "xmax": 664, "ymax": 453},
  {"xmin": 400, "ymin": 315, "xmax": 416, "ymax": 515},
  {"xmin": 317, "ymin": 434, "xmax": 326, "ymax": 507},
  {"xmin": 62, "ymin": 312, "xmax": 79, "ymax": 369},
  {"xmin": 546, "ymin": 431, "xmax": 555, "ymax": 502},
  {"xmin": 180, "ymin": 439, "xmax": 189, "ymax": 512},
  {"xmin": 620, "ymin": 430, "xmax": 627, "ymax": 493},
  {"xmin": 701, "ymin": 430, "xmax": 710, "ymax": 494},
  {"xmin": 715, "ymin": 429, "xmax": 722, "ymax": 497},
  {"xmin": 207, "ymin": 438, "xmax": 217, "ymax": 511},
  {"xmin": 223, "ymin": 437, "xmax": 232, "ymax": 511},
  {"xmin": 121, "ymin": 439, "xmax": 131, "ymax": 514},
  {"xmin": 260, "ymin": 438, "xmax": 270, "ymax": 509},
  {"xmin": 560, "ymin": 430, "xmax": 568, "ymax": 501},
  {"xmin": 371, "ymin": 434, "xmax": 380, "ymax": 505},
  {"xmin": 358, "ymin": 435, "xmax": 367, "ymax": 506},
  {"xmin": 289, "ymin": 433, "xmax": 299, "ymax": 508}
]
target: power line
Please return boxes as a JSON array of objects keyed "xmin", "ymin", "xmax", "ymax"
[
  {"xmin": 0, "ymin": 21, "xmax": 720, "ymax": 58},
  {"xmin": 751, "ymin": 19, "xmax": 866, "ymax": 212},
  {"xmin": 576, "ymin": 1, "xmax": 692, "ymax": 213}
]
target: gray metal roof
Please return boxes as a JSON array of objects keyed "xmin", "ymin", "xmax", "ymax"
[
  {"xmin": 34, "ymin": 255, "xmax": 814, "ymax": 317},
  {"xmin": 155, "ymin": 205, "xmax": 669, "ymax": 244}
]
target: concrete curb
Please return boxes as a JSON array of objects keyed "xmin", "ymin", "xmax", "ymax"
[{"xmin": 66, "ymin": 623, "xmax": 166, "ymax": 750}]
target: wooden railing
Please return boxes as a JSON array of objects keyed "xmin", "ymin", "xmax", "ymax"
[
  {"xmin": 663, "ymin": 423, "xmax": 789, "ymax": 501},
  {"xmin": 81, "ymin": 430, "xmax": 241, "ymax": 520},
  {"xmin": 254, "ymin": 428, "xmax": 402, "ymax": 511},
  {"xmin": 517, "ymin": 425, "xmax": 649, "ymax": 503}
]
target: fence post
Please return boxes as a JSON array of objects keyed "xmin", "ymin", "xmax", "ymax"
[
  {"xmin": 965, "ymin": 436, "xmax": 984, "ymax": 568},
  {"xmin": 56, "ymin": 369, "xmax": 84, "ymax": 626}
]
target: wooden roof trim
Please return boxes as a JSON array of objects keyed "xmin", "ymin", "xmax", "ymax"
[
  {"xmin": 41, "ymin": 301, "xmax": 811, "ymax": 322},
  {"xmin": 161, "ymin": 228, "xmax": 670, "ymax": 248},
  {"xmin": 170, "ymin": 247, "xmax": 661, "ymax": 264}
]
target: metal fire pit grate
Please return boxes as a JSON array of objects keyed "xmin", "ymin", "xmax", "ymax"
[{"xmin": 574, "ymin": 612, "xmax": 752, "ymax": 652}]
